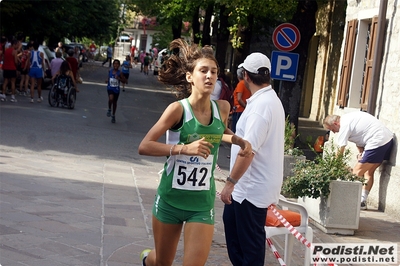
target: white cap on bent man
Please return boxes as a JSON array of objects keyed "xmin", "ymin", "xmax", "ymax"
[{"xmin": 238, "ymin": 52, "xmax": 271, "ymax": 75}]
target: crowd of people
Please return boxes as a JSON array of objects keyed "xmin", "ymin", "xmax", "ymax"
[
  {"xmin": 0, "ymin": 37, "xmax": 85, "ymax": 103},
  {"xmin": 0, "ymin": 36, "xmax": 164, "ymax": 124}
]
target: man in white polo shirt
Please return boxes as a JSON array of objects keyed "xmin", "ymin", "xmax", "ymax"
[
  {"xmin": 220, "ymin": 52, "xmax": 285, "ymax": 266},
  {"xmin": 323, "ymin": 112, "xmax": 393, "ymax": 210}
]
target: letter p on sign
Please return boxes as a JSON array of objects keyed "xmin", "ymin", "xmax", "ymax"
[{"xmin": 276, "ymin": 55, "xmax": 292, "ymax": 75}]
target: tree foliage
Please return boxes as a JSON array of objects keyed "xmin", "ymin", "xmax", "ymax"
[
  {"xmin": 221, "ymin": 0, "xmax": 297, "ymax": 49},
  {"xmin": 130, "ymin": 0, "xmax": 298, "ymax": 70},
  {"xmin": 1, "ymin": 0, "xmax": 325, "ymax": 141},
  {"xmin": 0, "ymin": 0, "xmax": 121, "ymax": 46}
]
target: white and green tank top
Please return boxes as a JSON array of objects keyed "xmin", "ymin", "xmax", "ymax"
[{"xmin": 158, "ymin": 98, "xmax": 225, "ymax": 211}]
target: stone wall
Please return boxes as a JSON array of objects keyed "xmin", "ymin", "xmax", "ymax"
[{"xmin": 312, "ymin": 0, "xmax": 400, "ymax": 220}]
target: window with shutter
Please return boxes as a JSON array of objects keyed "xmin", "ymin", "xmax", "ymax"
[
  {"xmin": 360, "ymin": 16, "xmax": 378, "ymax": 111},
  {"xmin": 337, "ymin": 19, "xmax": 358, "ymax": 108}
]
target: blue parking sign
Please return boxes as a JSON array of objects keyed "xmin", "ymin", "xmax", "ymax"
[{"xmin": 271, "ymin": 51, "xmax": 299, "ymax": 82}]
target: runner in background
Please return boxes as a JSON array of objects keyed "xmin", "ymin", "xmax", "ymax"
[{"xmin": 121, "ymin": 55, "xmax": 132, "ymax": 92}]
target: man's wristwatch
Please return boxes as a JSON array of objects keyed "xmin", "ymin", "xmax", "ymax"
[{"xmin": 227, "ymin": 176, "xmax": 238, "ymax": 185}]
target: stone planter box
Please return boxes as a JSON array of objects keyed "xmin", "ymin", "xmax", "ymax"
[{"xmin": 297, "ymin": 180, "xmax": 362, "ymax": 235}]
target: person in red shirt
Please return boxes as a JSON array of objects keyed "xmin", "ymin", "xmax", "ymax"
[
  {"xmin": 65, "ymin": 49, "xmax": 80, "ymax": 92},
  {"xmin": 231, "ymin": 68, "xmax": 251, "ymax": 132},
  {"xmin": 18, "ymin": 42, "xmax": 31, "ymax": 95},
  {"xmin": 0, "ymin": 39, "xmax": 19, "ymax": 102},
  {"xmin": 130, "ymin": 45, "xmax": 136, "ymax": 64},
  {"xmin": 89, "ymin": 41, "xmax": 96, "ymax": 61}
]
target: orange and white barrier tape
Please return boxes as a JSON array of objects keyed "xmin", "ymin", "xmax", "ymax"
[
  {"xmin": 215, "ymin": 164, "xmax": 337, "ymax": 266},
  {"xmin": 266, "ymin": 237, "xmax": 287, "ymax": 266},
  {"xmin": 269, "ymin": 205, "xmax": 312, "ymax": 248},
  {"xmin": 269, "ymin": 205, "xmax": 337, "ymax": 266}
]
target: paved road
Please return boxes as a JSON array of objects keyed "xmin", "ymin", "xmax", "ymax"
[
  {"xmin": 1, "ymin": 61, "xmax": 399, "ymax": 266},
  {"xmin": 0, "ymin": 62, "xmax": 233, "ymax": 266}
]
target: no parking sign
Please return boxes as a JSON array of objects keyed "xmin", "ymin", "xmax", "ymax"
[
  {"xmin": 272, "ymin": 23, "xmax": 300, "ymax": 81},
  {"xmin": 272, "ymin": 23, "xmax": 301, "ymax": 52}
]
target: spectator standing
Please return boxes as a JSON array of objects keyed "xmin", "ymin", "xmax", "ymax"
[
  {"xmin": 65, "ymin": 49, "xmax": 80, "ymax": 92},
  {"xmin": 139, "ymin": 50, "xmax": 145, "ymax": 72},
  {"xmin": 152, "ymin": 47, "xmax": 158, "ymax": 58},
  {"xmin": 210, "ymin": 76, "xmax": 222, "ymax": 100},
  {"xmin": 137, "ymin": 38, "xmax": 251, "ymax": 266},
  {"xmin": 160, "ymin": 51, "xmax": 168, "ymax": 71},
  {"xmin": 121, "ymin": 55, "xmax": 132, "ymax": 92},
  {"xmin": 18, "ymin": 42, "xmax": 31, "ymax": 96},
  {"xmin": 105, "ymin": 59, "xmax": 126, "ymax": 123},
  {"xmin": 130, "ymin": 45, "xmax": 136, "ymax": 64},
  {"xmin": 73, "ymin": 46, "xmax": 81, "ymax": 67},
  {"xmin": 102, "ymin": 44, "xmax": 112, "ymax": 67},
  {"xmin": 220, "ymin": 53, "xmax": 285, "ymax": 266},
  {"xmin": 55, "ymin": 42, "xmax": 63, "ymax": 54},
  {"xmin": 148, "ymin": 49, "xmax": 154, "ymax": 70},
  {"xmin": 231, "ymin": 68, "xmax": 251, "ymax": 133},
  {"xmin": 143, "ymin": 52, "xmax": 151, "ymax": 75},
  {"xmin": 323, "ymin": 112, "xmax": 394, "ymax": 210},
  {"xmin": 26, "ymin": 41, "xmax": 44, "ymax": 103},
  {"xmin": 211, "ymin": 73, "xmax": 232, "ymax": 103},
  {"xmin": 0, "ymin": 39, "xmax": 19, "ymax": 102},
  {"xmin": 50, "ymin": 51, "xmax": 63, "ymax": 79},
  {"xmin": 73, "ymin": 46, "xmax": 83, "ymax": 82},
  {"xmin": 89, "ymin": 41, "xmax": 96, "ymax": 61}
]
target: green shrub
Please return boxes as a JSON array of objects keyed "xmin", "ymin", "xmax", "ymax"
[
  {"xmin": 284, "ymin": 117, "xmax": 303, "ymax": 156},
  {"xmin": 282, "ymin": 140, "xmax": 364, "ymax": 199}
]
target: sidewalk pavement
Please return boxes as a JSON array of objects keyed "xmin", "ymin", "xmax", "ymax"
[{"xmin": 1, "ymin": 142, "xmax": 399, "ymax": 266}]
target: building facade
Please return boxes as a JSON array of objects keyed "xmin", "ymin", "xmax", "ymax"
[{"xmin": 307, "ymin": 0, "xmax": 399, "ymax": 219}]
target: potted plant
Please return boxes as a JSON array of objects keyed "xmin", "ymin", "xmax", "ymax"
[
  {"xmin": 282, "ymin": 140, "xmax": 365, "ymax": 235},
  {"xmin": 284, "ymin": 118, "xmax": 305, "ymax": 179}
]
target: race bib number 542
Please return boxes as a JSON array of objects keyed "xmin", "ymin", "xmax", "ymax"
[{"xmin": 172, "ymin": 155, "xmax": 214, "ymax": 191}]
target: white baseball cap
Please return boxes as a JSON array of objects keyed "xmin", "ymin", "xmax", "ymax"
[{"xmin": 238, "ymin": 52, "xmax": 271, "ymax": 74}]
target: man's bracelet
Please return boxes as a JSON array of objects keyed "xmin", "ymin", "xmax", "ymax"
[{"xmin": 227, "ymin": 176, "xmax": 238, "ymax": 185}]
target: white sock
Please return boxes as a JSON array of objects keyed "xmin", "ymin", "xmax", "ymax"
[{"xmin": 361, "ymin": 190, "xmax": 369, "ymax": 202}]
